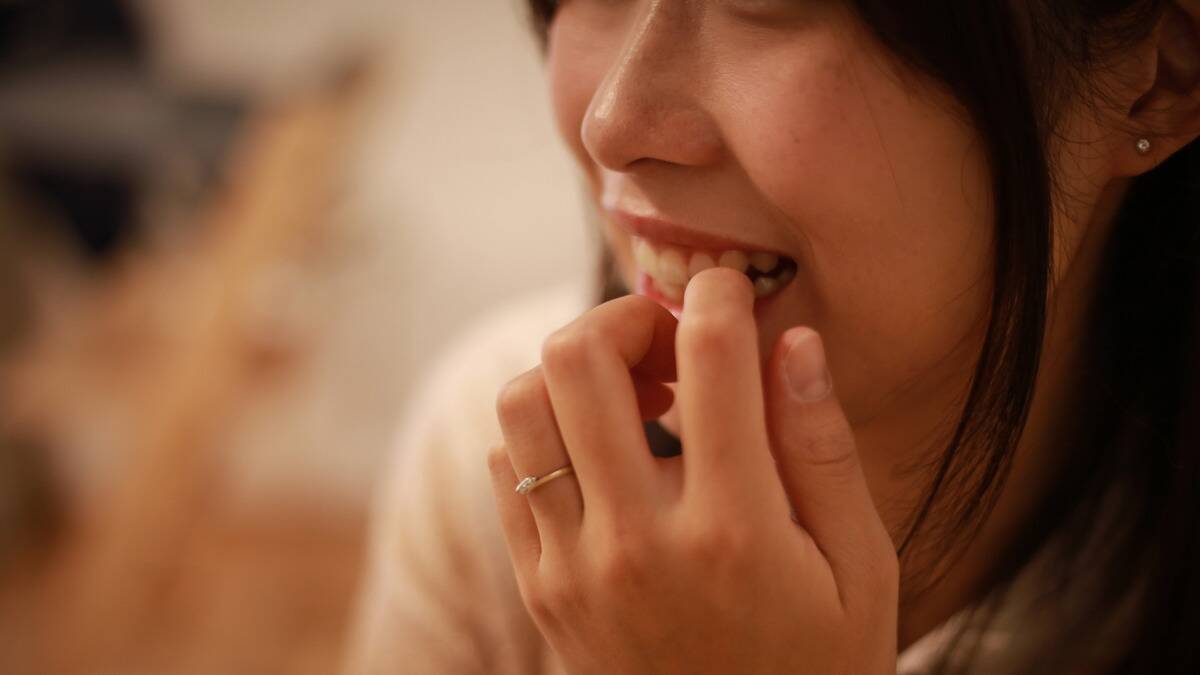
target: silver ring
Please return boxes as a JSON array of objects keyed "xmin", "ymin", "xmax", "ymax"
[{"xmin": 515, "ymin": 465, "xmax": 575, "ymax": 495}]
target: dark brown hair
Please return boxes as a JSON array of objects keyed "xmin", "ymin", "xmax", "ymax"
[{"xmin": 526, "ymin": 1, "xmax": 1200, "ymax": 672}]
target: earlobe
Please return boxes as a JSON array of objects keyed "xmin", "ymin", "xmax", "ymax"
[{"xmin": 1119, "ymin": 1, "xmax": 1200, "ymax": 175}]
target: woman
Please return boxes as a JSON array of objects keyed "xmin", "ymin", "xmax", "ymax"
[{"xmin": 347, "ymin": 1, "xmax": 1200, "ymax": 673}]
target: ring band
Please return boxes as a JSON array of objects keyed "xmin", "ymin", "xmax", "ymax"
[{"xmin": 515, "ymin": 465, "xmax": 575, "ymax": 495}]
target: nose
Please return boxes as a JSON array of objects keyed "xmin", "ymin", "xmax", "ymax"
[{"xmin": 580, "ymin": 2, "xmax": 724, "ymax": 172}]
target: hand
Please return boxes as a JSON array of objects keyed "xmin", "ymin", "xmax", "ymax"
[{"xmin": 488, "ymin": 268, "xmax": 898, "ymax": 675}]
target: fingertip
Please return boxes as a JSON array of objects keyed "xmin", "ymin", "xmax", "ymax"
[
  {"xmin": 682, "ymin": 267, "xmax": 754, "ymax": 311},
  {"xmin": 776, "ymin": 326, "xmax": 831, "ymax": 403},
  {"xmin": 775, "ymin": 325, "xmax": 817, "ymax": 362},
  {"xmin": 782, "ymin": 325, "xmax": 819, "ymax": 346}
]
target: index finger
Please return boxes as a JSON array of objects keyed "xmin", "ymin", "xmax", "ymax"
[{"xmin": 675, "ymin": 268, "xmax": 787, "ymax": 510}]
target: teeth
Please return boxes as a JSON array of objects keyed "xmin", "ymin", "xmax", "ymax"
[
  {"xmin": 658, "ymin": 281, "xmax": 684, "ymax": 303},
  {"xmin": 749, "ymin": 252, "xmax": 779, "ymax": 273},
  {"xmin": 630, "ymin": 236, "xmax": 794, "ymax": 303},
  {"xmin": 753, "ymin": 276, "xmax": 780, "ymax": 297},
  {"xmin": 688, "ymin": 252, "xmax": 715, "ymax": 278},
  {"xmin": 658, "ymin": 249, "xmax": 688, "ymax": 286},
  {"xmin": 633, "ymin": 238, "xmax": 657, "ymax": 277},
  {"xmin": 718, "ymin": 250, "xmax": 749, "ymax": 273}
]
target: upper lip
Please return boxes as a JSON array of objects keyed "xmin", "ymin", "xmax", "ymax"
[{"xmin": 605, "ymin": 208, "xmax": 783, "ymax": 255}]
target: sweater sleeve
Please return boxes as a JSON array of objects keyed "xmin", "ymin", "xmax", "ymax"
[
  {"xmin": 342, "ymin": 336, "xmax": 551, "ymax": 675},
  {"xmin": 343, "ymin": 285, "xmax": 590, "ymax": 675}
]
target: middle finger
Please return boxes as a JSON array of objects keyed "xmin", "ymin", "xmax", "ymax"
[{"xmin": 676, "ymin": 268, "xmax": 786, "ymax": 507}]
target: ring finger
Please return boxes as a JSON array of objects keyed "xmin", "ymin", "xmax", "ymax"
[{"xmin": 496, "ymin": 366, "xmax": 584, "ymax": 547}]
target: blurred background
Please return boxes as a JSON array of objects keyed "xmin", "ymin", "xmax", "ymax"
[{"xmin": 0, "ymin": 1, "xmax": 590, "ymax": 672}]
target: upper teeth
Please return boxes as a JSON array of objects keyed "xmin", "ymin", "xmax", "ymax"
[
  {"xmin": 631, "ymin": 236, "xmax": 795, "ymax": 301},
  {"xmin": 749, "ymin": 252, "xmax": 779, "ymax": 272}
]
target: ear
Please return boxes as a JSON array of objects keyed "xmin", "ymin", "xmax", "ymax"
[{"xmin": 1113, "ymin": 0, "xmax": 1200, "ymax": 176}]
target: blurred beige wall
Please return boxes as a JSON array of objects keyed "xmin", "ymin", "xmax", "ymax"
[{"xmin": 137, "ymin": 0, "xmax": 591, "ymax": 508}]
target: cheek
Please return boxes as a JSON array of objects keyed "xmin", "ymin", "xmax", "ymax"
[
  {"xmin": 729, "ymin": 47, "xmax": 990, "ymax": 268},
  {"xmin": 547, "ymin": 54, "xmax": 589, "ymax": 168},
  {"xmin": 547, "ymin": 18, "xmax": 640, "ymax": 285},
  {"xmin": 547, "ymin": 19, "xmax": 615, "ymax": 193},
  {"xmin": 724, "ymin": 47, "xmax": 995, "ymax": 416}
]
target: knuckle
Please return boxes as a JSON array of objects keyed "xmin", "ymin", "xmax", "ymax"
[
  {"xmin": 792, "ymin": 417, "xmax": 860, "ymax": 472},
  {"xmin": 541, "ymin": 324, "xmax": 602, "ymax": 374},
  {"xmin": 522, "ymin": 584, "xmax": 555, "ymax": 623},
  {"xmin": 680, "ymin": 521, "xmax": 754, "ymax": 569},
  {"xmin": 595, "ymin": 535, "xmax": 649, "ymax": 591},
  {"xmin": 800, "ymin": 436, "xmax": 859, "ymax": 472},
  {"xmin": 537, "ymin": 572, "xmax": 581, "ymax": 617},
  {"xmin": 486, "ymin": 444, "xmax": 510, "ymax": 474},
  {"xmin": 611, "ymin": 293, "xmax": 655, "ymax": 315},
  {"xmin": 678, "ymin": 313, "xmax": 747, "ymax": 362},
  {"xmin": 495, "ymin": 370, "xmax": 547, "ymax": 430}
]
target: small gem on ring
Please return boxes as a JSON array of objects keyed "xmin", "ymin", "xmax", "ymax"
[{"xmin": 515, "ymin": 477, "xmax": 537, "ymax": 495}]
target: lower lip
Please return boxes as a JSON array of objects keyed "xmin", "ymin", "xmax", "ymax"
[{"xmin": 634, "ymin": 272, "xmax": 790, "ymax": 318}]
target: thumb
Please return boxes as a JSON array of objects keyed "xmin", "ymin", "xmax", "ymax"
[{"xmin": 764, "ymin": 327, "xmax": 896, "ymax": 603}]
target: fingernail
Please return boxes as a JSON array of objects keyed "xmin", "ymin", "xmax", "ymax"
[{"xmin": 784, "ymin": 328, "xmax": 832, "ymax": 402}]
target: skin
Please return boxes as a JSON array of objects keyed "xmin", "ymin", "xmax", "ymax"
[{"xmin": 488, "ymin": 0, "xmax": 1200, "ymax": 670}]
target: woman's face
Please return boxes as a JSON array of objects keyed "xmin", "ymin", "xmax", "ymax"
[{"xmin": 544, "ymin": 1, "xmax": 1103, "ymax": 532}]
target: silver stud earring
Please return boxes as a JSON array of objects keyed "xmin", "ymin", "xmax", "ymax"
[{"xmin": 1135, "ymin": 138, "xmax": 1152, "ymax": 155}]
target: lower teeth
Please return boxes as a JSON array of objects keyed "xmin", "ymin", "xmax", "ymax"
[
  {"xmin": 751, "ymin": 264, "xmax": 795, "ymax": 298},
  {"xmin": 754, "ymin": 276, "xmax": 780, "ymax": 297}
]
